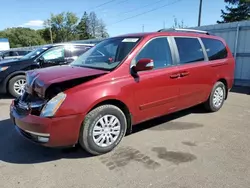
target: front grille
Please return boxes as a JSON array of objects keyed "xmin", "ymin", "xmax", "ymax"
[{"xmin": 14, "ymin": 92, "xmax": 46, "ymax": 116}]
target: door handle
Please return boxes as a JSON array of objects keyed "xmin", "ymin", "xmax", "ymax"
[
  {"xmin": 180, "ymin": 71, "xmax": 190, "ymax": 77},
  {"xmin": 170, "ymin": 73, "xmax": 180, "ymax": 79}
]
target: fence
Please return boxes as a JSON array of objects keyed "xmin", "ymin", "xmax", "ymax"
[{"xmin": 193, "ymin": 20, "xmax": 250, "ymax": 87}]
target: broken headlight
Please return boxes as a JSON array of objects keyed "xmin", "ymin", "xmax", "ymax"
[{"xmin": 40, "ymin": 92, "xmax": 66, "ymax": 117}]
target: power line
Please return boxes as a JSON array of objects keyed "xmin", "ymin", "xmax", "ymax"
[
  {"xmin": 76, "ymin": 0, "xmax": 119, "ymax": 15},
  {"xmin": 114, "ymin": 0, "xmax": 167, "ymax": 17},
  {"xmin": 114, "ymin": 0, "xmax": 130, "ymax": 6},
  {"xmin": 108, "ymin": 0, "xmax": 182, "ymax": 26},
  {"xmin": 86, "ymin": 0, "xmax": 118, "ymax": 11}
]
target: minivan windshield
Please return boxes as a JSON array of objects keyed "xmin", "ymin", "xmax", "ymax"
[
  {"xmin": 70, "ymin": 37, "xmax": 141, "ymax": 70},
  {"xmin": 20, "ymin": 47, "xmax": 48, "ymax": 60}
]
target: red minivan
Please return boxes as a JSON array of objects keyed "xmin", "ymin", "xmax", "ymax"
[{"xmin": 10, "ymin": 29, "xmax": 235, "ymax": 155}]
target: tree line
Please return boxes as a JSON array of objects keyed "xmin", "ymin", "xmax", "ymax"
[
  {"xmin": 0, "ymin": 11, "xmax": 109, "ymax": 48},
  {"xmin": 218, "ymin": 0, "xmax": 250, "ymax": 23}
]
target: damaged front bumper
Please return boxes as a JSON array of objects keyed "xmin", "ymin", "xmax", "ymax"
[{"xmin": 10, "ymin": 94, "xmax": 85, "ymax": 147}]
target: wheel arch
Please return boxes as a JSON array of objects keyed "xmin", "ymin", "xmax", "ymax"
[
  {"xmin": 87, "ymin": 99, "xmax": 133, "ymax": 135},
  {"xmin": 217, "ymin": 78, "xmax": 228, "ymax": 100},
  {"xmin": 4, "ymin": 71, "xmax": 26, "ymax": 93}
]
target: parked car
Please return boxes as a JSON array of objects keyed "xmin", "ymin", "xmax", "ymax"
[
  {"xmin": 0, "ymin": 49, "xmax": 31, "ymax": 61},
  {"xmin": 0, "ymin": 43, "xmax": 94, "ymax": 97},
  {"xmin": 10, "ymin": 29, "xmax": 235, "ymax": 155}
]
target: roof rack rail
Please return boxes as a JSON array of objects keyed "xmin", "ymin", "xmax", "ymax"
[{"xmin": 158, "ymin": 28, "xmax": 211, "ymax": 35}]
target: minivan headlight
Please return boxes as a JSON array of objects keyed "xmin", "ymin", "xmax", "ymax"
[
  {"xmin": 0, "ymin": 66, "xmax": 9, "ymax": 72},
  {"xmin": 40, "ymin": 92, "xmax": 66, "ymax": 117}
]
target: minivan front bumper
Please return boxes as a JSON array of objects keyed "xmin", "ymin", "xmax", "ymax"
[{"xmin": 10, "ymin": 102, "xmax": 85, "ymax": 147}]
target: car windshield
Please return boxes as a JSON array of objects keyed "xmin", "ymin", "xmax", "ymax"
[
  {"xmin": 70, "ymin": 37, "xmax": 142, "ymax": 70},
  {"xmin": 20, "ymin": 47, "xmax": 48, "ymax": 60}
]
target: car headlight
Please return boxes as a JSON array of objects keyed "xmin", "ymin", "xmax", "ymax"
[
  {"xmin": 0, "ymin": 66, "xmax": 9, "ymax": 72},
  {"xmin": 40, "ymin": 92, "xmax": 66, "ymax": 117}
]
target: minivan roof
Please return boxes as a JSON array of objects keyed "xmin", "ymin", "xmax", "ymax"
[{"xmin": 116, "ymin": 30, "xmax": 223, "ymax": 41}]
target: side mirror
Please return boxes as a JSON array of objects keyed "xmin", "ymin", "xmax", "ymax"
[
  {"xmin": 37, "ymin": 56, "xmax": 45, "ymax": 64},
  {"xmin": 2, "ymin": 54, "xmax": 5, "ymax": 59},
  {"xmin": 133, "ymin": 58, "xmax": 154, "ymax": 72}
]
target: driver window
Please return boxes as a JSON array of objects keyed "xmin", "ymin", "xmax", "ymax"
[
  {"xmin": 42, "ymin": 47, "xmax": 65, "ymax": 61},
  {"xmin": 133, "ymin": 37, "xmax": 173, "ymax": 69}
]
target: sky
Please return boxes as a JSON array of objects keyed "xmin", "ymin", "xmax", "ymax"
[{"xmin": 0, "ymin": 0, "xmax": 226, "ymax": 36}]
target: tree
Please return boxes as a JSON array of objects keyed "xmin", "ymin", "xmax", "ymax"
[
  {"xmin": 87, "ymin": 11, "xmax": 109, "ymax": 38},
  {"xmin": 172, "ymin": 17, "xmax": 187, "ymax": 28},
  {"xmin": 217, "ymin": 0, "xmax": 250, "ymax": 23},
  {"xmin": 88, "ymin": 11, "xmax": 99, "ymax": 38},
  {"xmin": 46, "ymin": 12, "xmax": 79, "ymax": 43},
  {"xmin": 97, "ymin": 19, "xmax": 109, "ymax": 38},
  {"xmin": 36, "ymin": 28, "xmax": 53, "ymax": 43},
  {"xmin": 77, "ymin": 12, "xmax": 92, "ymax": 39},
  {"xmin": 0, "ymin": 27, "xmax": 46, "ymax": 48}
]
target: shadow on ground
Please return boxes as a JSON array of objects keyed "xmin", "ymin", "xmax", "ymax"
[
  {"xmin": 131, "ymin": 105, "xmax": 206, "ymax": 134},
  {"xmin": 0, "ymin": 94, "xmax": 13, "ymax": 100},
  {"xmin": 0, "ymin": 119, "xmax": 92, "ymax": 164},
  {"xmin": 0, "ymin": 105, "xmax": 206, "ymax": 165},
  {"xmin": 230, "ymin": 86, "xmax": 250, "ymax": 95}
]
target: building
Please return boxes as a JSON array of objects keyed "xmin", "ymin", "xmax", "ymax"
[{"xmin": 0, "ymin": 38, "xmax": 10, "ymax": 51}]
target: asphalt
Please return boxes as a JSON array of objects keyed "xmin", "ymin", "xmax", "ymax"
[{"xmin": 0, "ymin": 87, "xmax": 250, "ymax": 188}]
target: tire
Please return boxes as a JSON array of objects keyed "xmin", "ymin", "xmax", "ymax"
[
  {"xmin": 8, "ymin": 75, "xmax": 26, "ymax": 98},
  {"xmin": 204, "ymin": 81, "xmax": 226, "ymax": 112},
  {"xmin": 79, "ymin": 105, "xmax": 127, "ymax": 155}
]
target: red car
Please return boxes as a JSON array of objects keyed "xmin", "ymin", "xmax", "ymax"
[{"xmin": 10, "ymin": 29, "xmax": 235, "ymax": 155}]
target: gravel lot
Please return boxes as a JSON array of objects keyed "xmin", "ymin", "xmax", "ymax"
[{"xmin": 0, "ymin": 88, "xmax": 250, "ymax": 188}]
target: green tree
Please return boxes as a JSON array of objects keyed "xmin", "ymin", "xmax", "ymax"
[
  {"xmin": 46, "ymin": 12, "xmax": 79, "ymax": 43},
  {"xmin": 0, "ymin": 27, "xmax": 45, "ymax": 48},
  {"xmin": 36, "ymin": 28, "xmax": 53, "ymax": 43},
  {"xmin": 217, "ymin": 0, "xmax": 250, "ymax": 23},
  {"xmin": 77, "ymin": 12, "xmax": 92, "ymax": 39}
]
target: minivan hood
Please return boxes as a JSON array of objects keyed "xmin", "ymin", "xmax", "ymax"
[{"xmin": 25, "ymin": 65, "xmax": 109, "ymax": 98}]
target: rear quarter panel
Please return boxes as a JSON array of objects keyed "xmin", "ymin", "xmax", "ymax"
[{"xmin": 202, "ymin": 37, "xmax": 235, "ymax": 99}]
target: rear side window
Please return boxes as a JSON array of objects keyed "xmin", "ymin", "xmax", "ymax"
[
  {"xmin": 175, "ymin": 37, "xmax": 204, "ymax": 64},
  {"xmin": 201, "ymin": 38, "xmax": 228, "ymax": 61},
  {"xmin": 18, "ymin": 51, "xmax": 30, "ymax": 56}
]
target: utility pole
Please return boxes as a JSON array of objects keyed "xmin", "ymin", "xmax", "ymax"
[
  {"xmin": 142, "ymin": 24, "xmax": 144, "ymax": 32},
  {"xmin": 198, "ymin": 0, "xmax": 203, "ymax": 27}
]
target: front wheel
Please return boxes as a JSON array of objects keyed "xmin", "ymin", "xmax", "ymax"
[
  {"xmin": 79, "ymin": 105, "xmax": 127, "ymax": 155},
  {"xmin": 204, "ymin": 81, "xmax": 226, "ymax": 112}
]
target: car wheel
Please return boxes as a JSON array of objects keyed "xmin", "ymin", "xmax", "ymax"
[
  {"xmin": 8, "ymin": 75, "xmax": 26, "ymax": 98},
  {"xmin": 79, "ymin": 105, "xmax": 127, "ymax": 155},
  {"xmin": 204, "ymin": 81, "xmax": 226, "ymax": 112}
]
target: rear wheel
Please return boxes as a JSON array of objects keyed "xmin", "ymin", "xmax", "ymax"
[
  {"xmin": 79, "ymin": 105, "xmax": 127, "ymax": 155},
  {"xmin": 8, "ymin": 75, "xmax": 26, "ymax": 98},
  {"xmin": 204, "ymin": 81, "xmax": 226, "ymax": 112}
]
